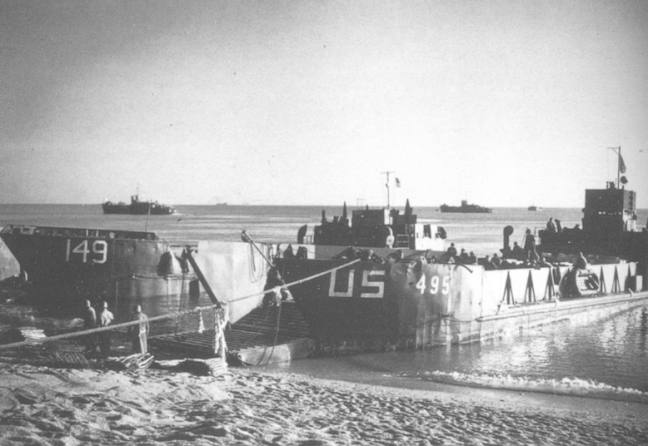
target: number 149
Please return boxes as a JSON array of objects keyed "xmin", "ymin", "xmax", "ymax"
[{"xmin": 65, "ymin": 239, "xmax": 108, "ymax": 264}]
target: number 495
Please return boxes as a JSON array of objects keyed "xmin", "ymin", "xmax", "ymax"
[{"xmin": 415, "ymin": 274, "xmax": 450, "ymax": 295}]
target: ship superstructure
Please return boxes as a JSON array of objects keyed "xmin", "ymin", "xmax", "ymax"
[
  {"xmin": 539, "ymin": 181, "xmax": 647, "ymax": 269},
  {"xmin": 297, "ymin": 200, "xmax": 447, "ymax": 251}
]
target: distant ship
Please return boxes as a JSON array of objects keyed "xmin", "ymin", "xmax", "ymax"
[
  {"xmin": 439, "ymin": 200, "xmax": 491, "ymax": 213},
  {"xmin": 102, "ymin": 195, "xmax": 175, "ymax": 215},
  {"xmin": 528, "ymin": 205, "xmax": 538, "ymax": 211}
]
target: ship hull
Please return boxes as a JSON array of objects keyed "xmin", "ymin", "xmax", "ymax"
[
  {"xmin": 0, "ymin": 226, "xmax": 184, "ymax": 317},
  {"xmin": 439, "ymin": 207, "xmax": 491, "ymax": 213},
  {"xmin": 0, "ymin": 226, "xmax": 270, "ymax": 324},
  {"xmin": 277, "ymin": 257, "xmax": 646, "ymax": 351}
]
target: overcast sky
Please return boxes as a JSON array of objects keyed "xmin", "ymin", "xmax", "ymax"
[{"xmin": 1, "ymin": 0, "xmax": 647, "ymax": 206}]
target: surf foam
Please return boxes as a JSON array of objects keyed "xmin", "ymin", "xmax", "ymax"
[{"xmin": 399, "ymin": 370, "xmax": 648, "ymax": 403}]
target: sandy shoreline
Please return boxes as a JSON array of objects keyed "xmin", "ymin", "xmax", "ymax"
[{"xmin": 1, "ymin": 361, "xmax": 647, "ymax": 445}]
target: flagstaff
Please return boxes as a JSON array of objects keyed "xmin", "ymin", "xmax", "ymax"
[
  {"xmin": 607, "ymin": 146, "xmax": 626, "ymax": 188},
  {"xmin": 381, "ymin": 171, "xmax": 395, "ymax": 208}
]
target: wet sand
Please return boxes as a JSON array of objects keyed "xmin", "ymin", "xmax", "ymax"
[{"xmin": 1, "ymin": 361, "xmax": 647, "ymax": 445}]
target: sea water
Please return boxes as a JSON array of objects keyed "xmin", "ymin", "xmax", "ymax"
[
  {"xmin": 1, "ymin": 203, "xmax": 647, "ymax": 401},
  {"xmin": 272, "ymin": 307, "xmax": 648, "ymax": 402}
]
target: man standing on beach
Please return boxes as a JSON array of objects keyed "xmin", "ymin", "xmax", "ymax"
[
  {"xmin": 214, "ymin": 307, "xmax": 228, "ymax": 362},
  {"xmin": 98, "ymin": 300, "xmax": 114, "ymax": 358},
  {"xmin": 130, "ymin": 304, "xmax": 150, "ymax": 354},
  {"xmin": 82, "ymin": 299, "xmax": 97, "ymax": 354}
]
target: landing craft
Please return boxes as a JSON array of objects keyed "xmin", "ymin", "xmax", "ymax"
[
  {"xmin": 0, "ymin": 226, "xmax": 271, "ymax": 324},
  {"xmin": 276, "ymin": 163, "xmax": 648, "ymax": 353}
]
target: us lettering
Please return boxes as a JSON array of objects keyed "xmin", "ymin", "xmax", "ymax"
[
  {"xmin": 329, "ymin": 269, "xmax": 355, "ymax": 297},
  {"xmin": 360, "ymin": 270, "xmax": 385, "ymax": 298},
  {"xmin": 328, "ymin": 269, "xmax": 385, "ymax": 299}
]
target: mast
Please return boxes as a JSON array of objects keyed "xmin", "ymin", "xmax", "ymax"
[
  {"xmin": 381, "ymin": 171, "xmax": 394, "ymax": 209},
  {"xmin": 144, "ymin": 201, "xmax": 151, "ymax": 232},
  {"xmin": 617, "ymin": 146, "xmax": 621, "ymax": 189}
]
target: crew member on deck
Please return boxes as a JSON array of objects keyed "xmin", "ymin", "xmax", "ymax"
[
  {"xmin": 523, "ymin": 228, "xmax": 537, "ymax": 262},
  {"xmin": 546, "ymin": 218, "xmax": 557, "ymax": 233},
  {"xmin": 511, "ymin": 242, "xmax": 524, "ymax": 260},
  {"xmin": 446, "ymin": 243, "xmax": 457, "ymax": 260},
  {"xmin": 459, "ymin": 248, "xmax": 469, "ymax": 263}
]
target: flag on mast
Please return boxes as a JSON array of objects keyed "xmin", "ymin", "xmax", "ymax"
[
  {"xmin": 395, "ymin": 177, "xmax": 401, "ymax": 188},
  {"xmin": 618, "ymin": 153, "xmax": 626, "ymax": 174}
]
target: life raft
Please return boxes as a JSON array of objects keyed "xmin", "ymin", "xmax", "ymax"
[{"xmin": 559, "ymin": 268, "xmax": 600, "ymax": 297}]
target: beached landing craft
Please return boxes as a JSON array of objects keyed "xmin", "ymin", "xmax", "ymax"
[
  {"xmin": 276, "ymin": 177, "xmax": 648, "ymax": 353},
  {"xmin": 0, "ymin": 226, "xmax": 270, "ymax": 325}
]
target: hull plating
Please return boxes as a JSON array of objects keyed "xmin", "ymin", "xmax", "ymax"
[
  {"xmin": 0, "ymin": 227, "xmax": 270, "ymax": 324},
  {"xmin": 278, "ymin": 258, "xmax": 645, "ymax": 350}
]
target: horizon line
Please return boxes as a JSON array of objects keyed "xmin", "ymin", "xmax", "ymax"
[{"xmin": 0, "ymin": 202, "xmax": 624, "ymax": 210}]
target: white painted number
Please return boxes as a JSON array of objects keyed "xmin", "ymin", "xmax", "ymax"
[
  {"xmin": 92, "ymin": 240, "xmax": 108, "ymax": 264},
  {"xmin": 416, "ymin": 275, "xmax": 426, "ymax": 294},
  {"xmin": 72, "ymin": 240, "xmax": 90, "ymax": 263},
  {"xmin": 430, "ymin": 275, "xmax": 439, "ymax": 294},
  {"xmin": 414, "ymin": 274, "xmax": 451, "ymax": 295},
  {"xmin": 442, "ymin": 276, "xmax": 450, "ymax": 295},
  {"xmin": 65, "ymin": 239, "xmax": 108, "ymax": 264}
]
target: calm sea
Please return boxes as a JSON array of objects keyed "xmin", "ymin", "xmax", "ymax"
[{"xmin": 1, "ymin": 203, "xmax": 648, "ymax": 400}]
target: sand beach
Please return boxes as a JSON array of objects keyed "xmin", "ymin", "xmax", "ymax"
[{"xmin": 1, "ymin": 360, "xmax": 647, "ymax": 446}]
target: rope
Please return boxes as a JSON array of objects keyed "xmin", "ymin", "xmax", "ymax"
[
  {"xmin": 247, "ymin": 301, "xmax": 284, "ymax": 367},
  {"xmin": 0, "ymin": 258, "xmax": 361, "ymax": 351},
  {"xmin": 0, "ymin": 311, "xmax": 198, "ymax": 351}
]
